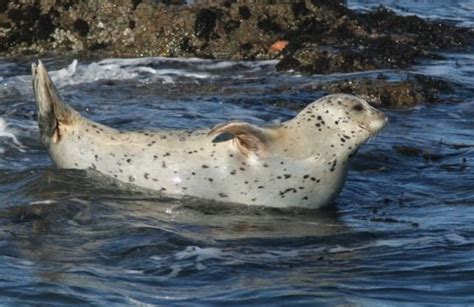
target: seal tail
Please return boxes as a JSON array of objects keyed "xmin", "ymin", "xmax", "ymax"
[{"xmin": 32, "ymin": 60, "xmax": 76, "ymax": 146}]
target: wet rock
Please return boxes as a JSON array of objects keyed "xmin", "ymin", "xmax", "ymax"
[
  {"xmin": 306, "ymin": 75, "xmax": 455, "ymax": 107},
  {"xmin": 393, "ymin": 145, "xmax": 443, "ymax": 161},
  {"xmin": 194, "ymin": 8, "xmax": 219, "ymax": 39},
  {"xmin": 0, "ymin": 0, "xmax": 471, "ymax": 79},
  {"xmin": 238, "ymin": 6, "xmax": 251, "ymax": 19},
  {"xmin": 0, "ymin": 0, "xmax": 9, "ymax": 13},
  {"xmin": 131, "ymin": 0, "xmax": 141, "ymax": 10},
  {"xmin": 73, "ymin": 18, "xmax": 89, "ymax": 37}
]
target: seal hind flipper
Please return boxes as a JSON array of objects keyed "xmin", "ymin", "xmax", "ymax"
[
  {"xmin": 208, "ymin": 121, "xmax": 276, "ymax": 157},
  {"xmin": 32, "ymin": 60, "xmax": 77, "ymax": 146}
]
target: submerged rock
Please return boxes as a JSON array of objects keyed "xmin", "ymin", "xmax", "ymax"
[
  {"xmin": 297, "ymin": 74, "xmax": 466, "ymax": 108},
  {"xmin": 319, "ymin": 75, "xmax": 454, "ymax": 107}
]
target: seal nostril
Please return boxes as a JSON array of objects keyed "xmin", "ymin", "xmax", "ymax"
[{"xmin": 352, "ymin": 104, "xmax": 364, "ymax": 111}]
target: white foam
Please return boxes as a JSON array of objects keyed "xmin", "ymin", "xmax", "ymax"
[
  {"xmin": 0, "ymin": 117, "xmax": 25, "ymax": 153},
  {"xmin": 29, "ymin": 200, "xmax": 58, "ymax": 205},
  {"xmin": 1, "ymin": 57, "xmax": 277, "ymax": 95},
  {"xmin": 174, "ymin": 246, "xmax": 223, "ymax": 262}
]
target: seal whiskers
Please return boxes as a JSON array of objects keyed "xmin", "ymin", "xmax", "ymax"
[{"xmin": 32, "ymin": 61, "xmax": 387, "ymax": 209}]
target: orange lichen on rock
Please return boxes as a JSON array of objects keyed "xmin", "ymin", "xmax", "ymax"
[{"xmin": 269, "ymin": 40, "xmax": 289, "ymax": 52}]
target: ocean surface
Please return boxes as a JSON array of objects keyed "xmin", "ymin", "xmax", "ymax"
[{"xmin": 0, "ymin": 1, "xmax": 473, "ymax": 305}]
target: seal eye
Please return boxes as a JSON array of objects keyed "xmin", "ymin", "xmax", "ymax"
[{"xmin": 352, "ymin": 104, "xmax": 364, "ymax": 112}]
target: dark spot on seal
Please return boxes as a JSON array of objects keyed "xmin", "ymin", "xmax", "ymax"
[
  {"xmin": 284, "ymin": 174, "xmax": 292, "ymax": 179},
  {"xmin": 208, "ymin": 178, "xmax": 214, "ymax": 183},
  {"xmin": 279, "ymin": 188, "xmax": 297, "ymax": 196},
  {"xmin": 352, "ymin": 104, "xmax": 364, "ymax": 111},
  {"xmin": 144, "ymin": 173, "xmax": 149, "ymax": 179},
  {"xmin": 126, "ymin": 158, "xmax": 132, "ymax": 163},
  {"xmin": 191, "ymin": 172, "xmax": 196, "ymax": 175},
  {"xmin": 202, "ymin": 164, "xmax": 209, "ymax": 169},
  {"xmin": 128, "ymin": 176, "xmax": 135, "ymax": 182},
  {"xmin": 230, "ymin": 170, "xmax": 237, "ymax": 175},
  {"xmin": 219, "ymin": 193, "xmax": 228, "ymax": 198},
  {"xmin": 258, "ymin": 186, "xmax": 264, "ymax": 189}
]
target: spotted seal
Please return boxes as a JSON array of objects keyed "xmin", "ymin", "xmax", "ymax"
[{"xmin": 32, "ymin": 60, "xmax": 387, "ymax": 208}]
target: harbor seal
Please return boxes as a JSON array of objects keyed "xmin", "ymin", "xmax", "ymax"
[{"xmin": 32, "ymin": 60, "xmax": 387, "ymax": 208}]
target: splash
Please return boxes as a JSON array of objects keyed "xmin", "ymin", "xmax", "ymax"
[
  {"xmin": 0, "ymin": 57, "xmax": 278, "ymax": 95},
  {"xmin": 0, "ymin": 117, "xmax": 25, "ymax": 153}
]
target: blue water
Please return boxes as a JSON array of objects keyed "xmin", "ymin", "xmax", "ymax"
[{"xmin": 0, "ymin": 2, "xmax": 473, "ymax": 305}]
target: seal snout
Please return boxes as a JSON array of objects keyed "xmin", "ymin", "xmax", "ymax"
[{"xmin": 364, "ymin": 108, "xmax": 388, "ymax": 136}]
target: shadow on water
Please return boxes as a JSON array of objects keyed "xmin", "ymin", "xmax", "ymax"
[{"xmin": 0, "ymin": 169, "xmax": 375, "ymax": 305}]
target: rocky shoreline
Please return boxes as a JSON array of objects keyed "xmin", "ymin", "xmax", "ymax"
[{"xmin": 1, "ymin": 0, "xmax": 473, "ymax": 106}]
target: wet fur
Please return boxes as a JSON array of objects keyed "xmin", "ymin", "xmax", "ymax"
[{"xmin": 32, "ymin": 61, "xmax": 387, "ymax": 208}]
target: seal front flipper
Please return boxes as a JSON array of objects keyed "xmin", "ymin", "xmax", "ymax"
[
  {"xmin": 208, "ymin": 120, "xmax": 278, "ymax": 157},
  {"xmin": 32, "ymin": 60, "xmax": 77, "ymax": 147}
]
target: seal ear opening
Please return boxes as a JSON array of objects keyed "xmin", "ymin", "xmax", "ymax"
[{"xmin": 208, "ymin": 121, "xmax": 274, "ymax": 157}]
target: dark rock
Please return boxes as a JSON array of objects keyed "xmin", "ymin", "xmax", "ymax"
[
  {"xmin": 311, "ymin": 0, "xmax": 347, "ymax": 10},
  {"xmin": 131, "ymin": 0, "xmax": 141, "ymax": 10},
  {"xmin": 89, "ymin": 42, "xmax": 107, "ymax": 51},
  {"xmin": 179, "ymin": 37, "xmax": 197, "ymax": 53},
  {"xmin": 223, "ymin": 19, "xmax": 240, "ymax": 34},
  {"xmin": 238, "ymin": 6, "xmax": 251, "ymax": 19},
  {"xmin": 0, "ymin": 0, "xmax": 8, "ymax": 13},
  {"xmin": 195, "ymin": 8, "xmax": 218, "ymax": 39},
  {"xmin": 73, "ymin": 18, "xmax": 89, "ymax": 37},
  {"xmin": 36, "ymin": 14, "xmax": 55, "ymax": 40},
  {"xmin": 393, "ymin": 145, "xmax": 443, "ymax": 161},
  {"xmin": 302, "ymin": 75, "xmax": 456, "ymax": 107},
  {"xmin": 257, "ymin": 16, "xmax": 282, "ymax": 34},
  {"xmin": 0, "ymin": 0, "xmax": 472, "ymax": 83},
  {"xmin": 291, "ymin": 2, "xmax": 308, "ymax": 18}
]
